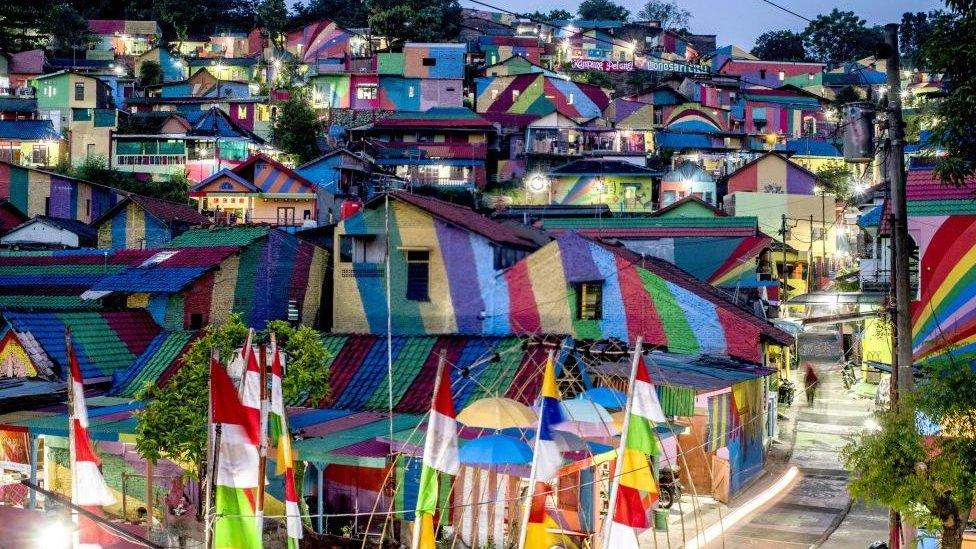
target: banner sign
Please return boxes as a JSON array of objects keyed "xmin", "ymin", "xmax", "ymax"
[
  {"xmin": 570, "ymin": 58, "xmax": 634, "ymax": 72},
  {"xmin": 639, "ymin": 59, "xmax": 710, "ymax": 74}
]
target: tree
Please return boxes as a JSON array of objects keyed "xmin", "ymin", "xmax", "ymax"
[
  {"xmin": 256, "ymin": 0, "xmax": 289, "ymax": 50},
  {"xmin": 46, "ymin": 3, "xmax": 96, "ymax": 54},
  {"xmin": 139, "ymin": 60, "xmax": 163, "ymax": 88},
  {"xmin": 577, "ymin": 0, "xmax": 629, "ymax": 22},
  {"xmin": 815, "ymin": 162, "xmax": 854, "ymax": 199},
  {"xmin": 0, "ymin": 0, "xmax": 54, "ymax": 51},
  {"xmin": 135, "ymin": 315, "xmax": 332, "ymax": 505},
  {"xmin": 71, "ymin": 155, "xmax": 190, "ymax": 203},
  {"xmin": 291, "ymin": 0, "xmax": 369, "ymax": 28},
  {"xmin": 636, "ymin": 0, "xmax": 689, "ymax": 31},
  {"xmin": 802, "ymin": 9, "xmax": 884, "ymax": 64},
  {"xmin": 922, "ymin": 2, "xmax": 976, "ymax": 187},
  {"xmin": 521, "ymin": 9, "xmax": 572, "ymax": 24},
  {"xmin": 368, "ymin": 0, "xmax": 462, "ymax": 44},
  {"xmin": 751, "ymin": 30, "xmax": 808, "ymax": 62},
  {"xmin": 844, "ymin": 357, "xmax": 976, "ymax": 548},
  {"xmin": 269, "ymin": 91, "xmax": 325, "ymax": 163}
]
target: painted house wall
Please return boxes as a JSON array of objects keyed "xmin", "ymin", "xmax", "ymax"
[
  {"xmin": 286, "ymin": 20, "xmax": 354, "ymax": 65},
  {"xmin": 68, "ymin": 108, "xmax": 117, "ymax": 167},
  {"xmin": 542, "ymin": 174, "xmax": 654, "ymax": 211},
  {"xmin": 660, "ymin": 179, "xmax": 717, "ymax": 206},
  {"xmin": 402, "ymin": 43, "xmax": 466, "ymax": 79},
  {"xmin": 719, "ymin": 60, "xmax": 825, "ymax": 89},
  {"xmin": 378, "ymin": 78, "xmax": 463, "ymax": 111},
  {"xmin": 310, "ymin": 74, "xmax": 351, "ymax": 108},
  {"xmin": 96, "ymin": 202, "xmax": 173, "ymax": 250},
  {"xmin": 725, "ymin": 191, "xmax": 835, "ymax": 257},
  {"xmin": 475, "ymin": 74, "xmax": 609, "ymax": 121},
  {"xmin": 725, "ymin": 155, "xmax": 816, "ymax": 195},
  {"xmin": 0, "ymin": 221, "xmax": 81, "ymax": 247},
  {"xmin": 0, "ymin": 162, "xmax": 118, "ymax": 222},
  {"xmin": 350, "ymin": 74, "xmax": 380, "ymax": 110}
]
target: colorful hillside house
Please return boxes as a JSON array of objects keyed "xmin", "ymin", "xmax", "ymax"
[
  {"xmin": 542, "ymin": 159, "xmax": 657, "ymax": 212},
  {"xmin": 31, "ymin": 71, "xmax": 120, "ymax": 167},
  {"xmin": 717, "ymin": 59, "xmax": 825, "ymax": 89},
  {"xmin": 91, "ymin": 194, "xmax": 210, "ymax": 250},
  {"xmin": 376, "ymin": 43, "xmax": 466, "ymax": 111},
  {"xmin": 350, "ymin": 108, "xmax": 495, "ymax": 189},
  {"xmin": 190, "ymin": 153, "xmax": 318, "ymax": 227},
  {"xmin": 660, "ymin": 161, "xmax": 716, "ymax": 207},
  {"xmin": 332, "ymin": 190, "xmax": 544, "ymax": 335},
  {"xmin": 0, "ymin": 160, "xmax": 121, "ymax": 223},
  {"xmin": 475, "ymin": 73, "xmax": 610, "ymax": 122},
  {"xmin": 296, "ymin": 148, "xmax": 400, "ymax": 224},
  {"xmin": 0, "ymin": 215, "xmax": 97, "ymax": 248},
  {"xmin": 735, "ymin": 88, "xmax": 829, "ymax": 140},
  {"xmin": 134, "ymin": 47, "xmax": 186, "ymax": 83},
  {"xmin": 112, "ymin": 107, "xmax": 267, "ymax": 183},
  {"xmin": 87, "ymin": 19, "xmax": 161, "ymax": 57},
  {"xmin": 649, "ymin": 195, "xmax": 726, "ymax": 218},
  {"xmin": 84, "ymin": 226, "xmax": 328, "ymax": 330},
  {"xmin": 0, "ymin": 120, "xmax": 64, "ymax": 168}
]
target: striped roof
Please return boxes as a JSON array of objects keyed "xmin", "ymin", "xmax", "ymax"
[
  {"xmin": 540, "ymin": 216, "xmax": 759, "ymax": 237},
  {"xmin": 370, "ymin": 108, "xmax": 494, "ymax": 130},
  {"xmin": 109, "ymin": 331, "xmax": 197, "ymax": 398},
  {"xmin": 2, "ymin": 310, "xmax": 163, "ymax": 381},
  {"xmin": 164, "ymin": 226, "xmax": 270, "ymax": 247},
  {"xmin": 89, "ymin": 246, "xmax": 240, "ymax": 293},
  {"xmin": 320, "ymin": 334, "xmax": 572, "ymax": 414},
  {"xmin": 191, "ymin": 154, "xmax": 316, "ymax": 195}
]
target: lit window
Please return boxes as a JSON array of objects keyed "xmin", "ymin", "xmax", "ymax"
[
  {"xmin": 512, "ymin": 90, "xmax": 520, "ymax": 101},
  {"xmin": 778, "ymin": 71, "xmax": 786, "ymax": 81},
  {"xmin": 408, "ymin": 86, "xmax": 415, "ymax": 98},
  {"xmin": 575, "ymin": 282, "xmax": 603, "ymax": 320},
  {"xmin": 356, "ymin": 85, "xmax": 378, "ymax": 100},
  {"xmin": 568, "ymin": 93, "xmax": 574, "ymax": 105},
  {"xmin": 406, "ymin": 250, "xmax": 430, "ymax": 301},
  {"xmin": 237, "ymin": 105, "xmax": 248, "ymax": 119},
  {"xmin": 490, "ymin": 89, "xmax": 499, "ymax": 101}
]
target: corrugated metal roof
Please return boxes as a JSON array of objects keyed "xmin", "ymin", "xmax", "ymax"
[{"xmin": 0, "ymin": 120, "xmax": 60, "ymax": 141}]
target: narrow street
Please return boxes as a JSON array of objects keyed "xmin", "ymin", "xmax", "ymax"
[{"xmin": 712, "ymin": 366, "xmax": 889, "ymax": 548}]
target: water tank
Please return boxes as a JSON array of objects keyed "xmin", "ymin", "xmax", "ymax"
[{"xmin": 842, "ymin": 102, "xmax": 875, "ymax": 163}]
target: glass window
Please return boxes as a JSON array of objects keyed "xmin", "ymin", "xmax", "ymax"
[
  {"xmin": 575, "ymin": 282, "xmax": 603, "ymax": 320},
  {"xmin": 356, "ymin": 85, "xmax": 378, "ymax": 100},
  {"xmin": 406, "ymin": 250, "xmax": 430, "ymax": 301},
  {"xmin": 74, "ymin": 82, "xmax": 85, "ymax": 101},
  {"xmin": 422, "ymin": 57, "xmax": 436, "ymax": 66}
]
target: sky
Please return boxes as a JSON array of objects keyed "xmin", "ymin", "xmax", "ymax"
[{"xmin": 463, "ymin": 0, "xmax": 945, "ymax": 48}]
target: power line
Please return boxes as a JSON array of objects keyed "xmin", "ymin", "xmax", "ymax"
[{"xmin": 757, "ymin": 0, "xmax": 812, "ymax": 23}]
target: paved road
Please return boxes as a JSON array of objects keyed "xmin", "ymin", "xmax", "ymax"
[{"xmin": 713, "ymin": 366, "xmax": 889, "ymax": 549}]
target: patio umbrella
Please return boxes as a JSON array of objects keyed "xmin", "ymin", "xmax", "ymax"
[
  {"xmin": 457, "ymin": 397, "xmax": 537, "ymax": 429},
  {"xmin": 555, "ymin": 398, "xmax": 619, "ymax": 438},
  {"xmin": 580, "ymin": 387, "xmax": 627, "ymax": 410},
  {"xmin": 504, "ymin": 428, "xmax": 589, "ymax": 453},
  {"xmin": 459, "ymin": 434, "xmax": 533, "ymax": 466}
]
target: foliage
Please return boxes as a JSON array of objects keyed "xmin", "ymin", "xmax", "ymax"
[
  {"xmin": 900, "ymin": 11, "xmax": 946, "ymax": 69},
  {"xmin": 802, "ymin": 9, "xmax": 884, "ymax": 64},
  {"xmin": 844, "ymin": 359, "xmax": 976, "ymax": 549},
  {"xmin": 150, "ymin": 0, "xmax": 254, "ymax": 44},
  {"xmin": 139, "ymin": 60, "xmax": 163, "ymax": 88},
  {"xmin": 751, "ymin": 30, "xmax": 808, "ymax": 62},
  {"xmin": 577, "ymin": 0, "xmax": 629, "ymax": 22},
  {"xmin": 368, "ymin": 0, "xmax": 462, "ymax": 45},
  {"xmin": 521, "ymin": 9, "xmax": 573, "ymax": 24},
  {"xmin": 269, "ymin": 90, "xmax": 325, "ymax": 163},
  {"xmin": 815, "ymin": 162, "xmax": 854, "ymax": 199},
  {"xmin": 636, "ymin": 0, "xmax": 689, "ymax": 31},
  {"xmin": 831, "ymin": 85, "xmax": 864, "ymax": 111},
  {"xmin": 47, "ymin": 3, "xmax": 96, "ymax": 53},
  {"xmin": 256, "ymin": 0, "xmax": 289, "ymax": 50},
  {"xmin": 0, "ymin": 0, "xmax": 53, "ymax": 51},
  {"xmin": 291, "ymin": 0, "xmax": 369, "ymax": 28},
  {"xmin": 572, "ymin": 69, "xmax": 614, "ymax": 89},
  {"xmin": 135, "ymin": 315, "xmax": 333, "ymax": 472},
  {"xmin": 70, "ymin": 155, "xmax": 190, "ymax": 203},
  {"xmin": 921, "ymin": 3, "xmax": 976, "ymax": 187}
]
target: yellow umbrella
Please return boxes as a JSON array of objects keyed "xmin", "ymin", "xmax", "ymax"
[
  {"xmin": 457, "ymin": 397, "xmax": 537, "ymax": 429},
  {"xmin": 612, "ymin": 411, "xmax": 625, "ymax": 432}
]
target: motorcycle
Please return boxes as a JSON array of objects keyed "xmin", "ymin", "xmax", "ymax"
[
  {"xmin": 842, "ymin": 361, "xmax": 858, "ymax": 390},
  {"xmin": 777, "ymin": 378, "xmax": 796, "ymax": 406},
  {"xmin": 658, "ymin": 467, "xmax": 683, "ymax": 509}
]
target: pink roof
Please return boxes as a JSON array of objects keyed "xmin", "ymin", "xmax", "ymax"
[
  {"xmin": 9, "ymin": 50, "xmax": 44, "ymax": 75},
  {"xmin": 907, "ymin": 169, "xmax": 976, "ymax": 202},
  {"xmin": 88, "ymin": 19, "xmax": 126, "ymax": 35}
]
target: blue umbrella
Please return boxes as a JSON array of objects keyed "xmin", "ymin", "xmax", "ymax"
[
  {"xmin": 580, "ymin": 387, "xmax": 627, "ymax": 410},
  {"xmin": 459, "ymin": 434, "xmax": 533, "ymax": 466}
]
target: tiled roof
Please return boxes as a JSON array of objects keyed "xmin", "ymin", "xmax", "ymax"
[
  {"xmin": 540, "ymin": 216, "xmax": 758, "ymax": 237},
  {"xmin": 185, "ymin": 107, "xmax": 265, "ymax": 143},
  {"xmin": 0, "ymin": 249, "xmax": 152, "ymax": 301},
  {"xmin": 783, "ymin": 138, "xmax": 841, "ymax": 157},
  {"xmin": 549, "ymin": 159, "xmax": 657, "ymax": 176},
  {"xmin": 109, "ymin": 331, "xmax": 197, "ymax": 398},
  {"xmin": 649, "ymin": 195, "xmax": 727, "ymax": 217},
  {"xmin": 165, "ymin": 226, "xmax": 270, "ymax": 248},
  {"xmin": 654, "ymin": 131, "xmax": 717, "ymax": 150},
  {"xmin": 379, "ymin": 191, "xmax": 542, "ymax": 249},
  {"xmin": 90, "ymin": 246, "xmax": 239, "ymax": 293},
  {"xmin": 0, "ymin": 295, "xmax": 96, "ymax": 310},
  {"xmin": 321, "ymin": 334, "xmax": 571, "ymax": 414},
  {"xmin": 371, "ymin": 108, "xmax": 494, "ymax": 130},
  {"xmin": 2, "ymin": 310, "xmax": 163, "ymax": 380},
  {"xmin": 906, "ymin": 169, "xmax": 976, "ymax": 202},
  {"xmin": 126, "ymin": 194, "xmax": 211, "ymax": 226},
  {"xmin": 0, "ymin": 120, "xmax": 60, "ymax": 141},
  {"xmin": 595, "ymin": 240, "xmax": 794, "ymax": 346},
  {"xmin": 0, "ymin": 98, "xmax": 37, "ymax": 114}
]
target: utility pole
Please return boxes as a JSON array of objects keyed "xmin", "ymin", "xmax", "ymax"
[
  {"xmin": 885, "ymin": 23, "xmax": 914, "ymax": 400},
  {"xmin": 883, "ymin": 23, "xmax": 912, "ymax": 549},
  {"xmin": 781, "ymin": 213, "xmax": 788, "ymax": 313}
]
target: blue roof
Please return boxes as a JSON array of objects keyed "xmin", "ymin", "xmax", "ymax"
[
  {"xmin": 0, "ymin": 120, "xmax": 60, "ymax": 141},
  {"xmin": 783, "ymin": 138, "xmax": 841, "ymax": 157},
  {"xmin": 90, "ymin": 266, "xmax": 210, "ymax": 293},
  {"xmin": 656, "ymin": 131, "xmax": 715, "ymax": 150},
  {"xmin": 185, "ymin": 107, "xmax": 264, "ymax": 142},
  {"xmin": 858, "ymin": 203, "xmax": 883, "ymax": 228}
]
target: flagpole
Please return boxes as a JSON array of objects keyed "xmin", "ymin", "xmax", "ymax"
[
  {"xmin": 517, "ymin": 349, "xmax": 556, "ymax": 549},
  {"xmin": 65, "ymin": 328, "xmax": 80, "ymax": 549},
  {"xmin": 601, "ymin": 336, "xmax": 644, "ymax": 549},
  {"xmin": 411, "ymin": 351, "xmax": 447, "ymax": 549},
  {"xmin": 256, "ymin": 341, "xmax": 269, "ymax": 531},
  {"xmin": 204, "ymin": 348, "xmax": 218, "ymax": 549}
]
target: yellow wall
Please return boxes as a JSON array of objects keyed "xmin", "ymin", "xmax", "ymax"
[
  {"xmin": 69, "ymin": 123, "xmax": 113, "ymax": 167},
  {"xmin": 68, "ymin": 74, "xmax": 99, "ymax": 110},
  {"xmin": 862, "ymin": 316, "xmax": 892, "ymax": 365},
  {"xmin": 729, "ymin": 191, "xmax": 837, "ymax": 258},
  {"xmin": 251, "ymin": 196, "xmax": 316, "ymax": 225}
]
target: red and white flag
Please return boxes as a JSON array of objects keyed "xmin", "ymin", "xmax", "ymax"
[{"xmin": 67, "ymin": 329, "xmax": 116, "ymax": 549}]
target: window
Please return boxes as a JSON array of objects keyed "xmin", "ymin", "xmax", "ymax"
[
  {"xmin": 759, "ymin": 69, "xmax": 767, "ymax": 79},
  {"xmin": 74, "ymin": 82, "xmax": 85, "ymax": 101},
  {"xmin": 512, "ymin": 90, "xmax": 520, "ymax": 101},
  {"xmin": 338, "ymin": 234, "xmax": 386, "ymax": 263},
  {"xmin": 44, "ymin": 196, "xmax": 50, "ymax": 215},
  {"xmin": 493, "ymin": 246, "xmax": 525, "ymax": 270},
  {"xmin": 662, "ymin": 190, "xmax": 677, "ymax": 205},
  {"xmin": 356, "ymin": 85, "xmax": 378, "ymax": 100},
  {"xmin": 408, "ymin": 85, "xmax": 415, "ymax": 98},
  {"xmin": 277, "ymin": 207, "xmax": 296, "ymax": 225},
  {"xmin": 490, "ymin": 89, "xmax": 499, "ymax": 101},
  {"xmin": 287, "ymin": 300, "xmax": 300, "ymax": 322},
  {"xmin": 778, "ymin": 71, "xmax": 786, "ymax": 81},
  {"xmin": 86, "ymin": 143, "xmax": 95, "ymax": 158},
  {"xmin": 303, "ymin": 209, "xmax": 311, "ymax": 220},
  {"xmin": 406, "ymin": 250, "xmax": 430, "ymax": 301},
  {"xmin": 575, "ymin": 282, "xmax": 603, "ymax": 320},
  {"xmin": 85, "ymin": 199, "xmax": 91, "ymax": 218},
  {"xmin": 422, "ymin": 57, "xmax": 436, "ymax": 66},
  {"xmin": 237, "ymin": 105, "xmax": 248, "ymax": 119},
  {"xmin": 567, "ymin": 93, "xmax": 574, "ymax": 105},
  {"xmin": 32, "ymin": 145, "xmax": 47, "ymax": 165},
  {"xmin": 188, "ymin": 313, "xmax": 204, "ymax": 330}
]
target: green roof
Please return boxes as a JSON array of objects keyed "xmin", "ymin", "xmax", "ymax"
[
  {"xmin": 907, "ymin": 200, "xmax": 976, "ymax": 216},
  {"xmin": 539, "ymin": 216, "xmax": 759, "ymax": 229},
  {"xmin": 0, "ymin": 295, "xmax": 97, "ymax": 310},
  {"xmin": 292, "ymin": 413, "xmax": 422, "ymax": 465},
  {"xmin": 110, "ymin": 331, "xmax": 197, "ymax": 398},
  {"xmin": 165, "ymin": 226, "xmax": 270, "ymax": 248}
]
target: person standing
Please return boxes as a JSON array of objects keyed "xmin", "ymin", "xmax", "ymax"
[{"xmin": 804, "ymin": 362, "xmax": 820, "ymax": 406}]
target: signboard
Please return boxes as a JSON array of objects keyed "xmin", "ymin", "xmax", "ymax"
[
  {"xmin": 638, "ymin": 59, "xmax": 709, "ymax": 74},
  {"xmin": 570, "ymin": 58, "xmax": 634, "ymax": 72}
]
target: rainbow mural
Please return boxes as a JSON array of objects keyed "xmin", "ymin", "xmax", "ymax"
[
  {"xmin": 285, "ymin": 20, "xmax": 353, "ymax": 65},
  {"xmin": 664, "ymin": 103, "xmax": 728, "ymax": 132}
]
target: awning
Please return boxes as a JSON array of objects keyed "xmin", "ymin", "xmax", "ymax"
[
  {"xmin": 589, "ymin": 352, "xmax": 775, "ymax": 392},
  {"xmin": 786, "ymin": 291, "xmax": 885, "ymax": 305}
]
